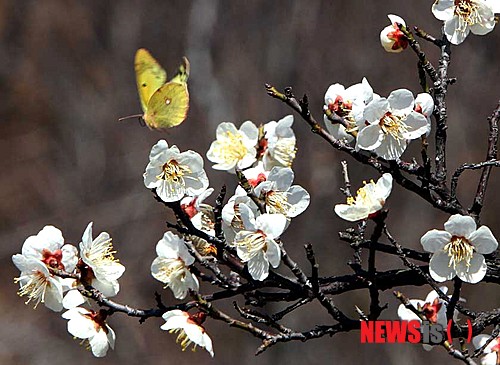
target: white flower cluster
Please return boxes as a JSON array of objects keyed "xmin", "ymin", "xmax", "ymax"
[
  {"xmin": 12, "ymin": 116, "xmax": 308, "ymax": 358},
  {"xmin": 323, "ymin": 78, "xmax": 433, "ymax": 161},
  {"xmin": 12, "ymin": 224, "xmax": 124, "ymax": 357},
  {"xmin": 205, "ymin": 116, "xmax": 310, "ymax": 280}
]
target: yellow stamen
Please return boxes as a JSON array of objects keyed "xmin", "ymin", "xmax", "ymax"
[
  {"xmin": 15, "ymin": 271, "xmax": 50, "ymax": 308},
  {"xmin": 444, "ymin": 235, "xmax": 475, "ymax": 269},
  {"xmin": 379, "ymin": 112, "xmax": 410, "ymax": 141},
  {"xmin": 265, "ymin": 191, "xmax": 292, "ymax": 216},
  {"xmin": 454, "ymin": 0, "xmax": 481, "ymax": 28},
  {"xmin": 158, "ymin": 159, "xmax": 191, "ymax": 184},
  {"xmin": 213, "ymin": 131, "xmax": 248, "ymax": 164}
]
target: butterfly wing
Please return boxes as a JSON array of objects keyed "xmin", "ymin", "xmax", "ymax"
[
  {"xmin": 144, "ymin": 82, "xmax": 189, "ymax": 129},
  {"xmin": 135, "ymin": 48, "xmax": 167, "ymax": 113},
  {"xmin": 169, "ymin": 56, "xmax": 190, "ymax": 85}
]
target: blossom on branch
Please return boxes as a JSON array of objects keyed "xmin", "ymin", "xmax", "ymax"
[
  {"xmin": 12, "ymin": 257, "xmax": 65, "ymax": 311},
  {"xmin": 62, "ymin": 307, "xmax": 115, "ymax": 357},
  {"xmin": 12, "ymin": 225, "xmax": 78, "ymax": 311},
  {"xmin": 254, "ymin": 167, "xmax": 310, "ymax": 219},
  {"xmin": 380, "ymin": 14, "xmax": 409, "ymax": 53},
  {"xmin": 79, "ymin": 222, "xmax": 125, "ymax": 297},
  {"xmin": 421, "ymin": 214, "xmax": 498, "ymax": 283},
  {"xmin": 356, "ymin": 89, "xmax": 428, "ymax": 160},
  {"xmin": 397, "ymin": 287, "xmax": 449, "ymax": 328},
  {"xmin": 432, "ymin": 0, "xmax": 496, "ymax": 45},
  {"xmin": 150, "ymin": 231, "xmax": 199, "ymax": 300},
  {"xmin": 334, "ymin": 173, "xmax": 393, "ymax": 222},
  {"xmin": 260, "ymin": 115, "xmax": 297, "ymax": 169},
  {"xmin": 207, "ymin": 121, "xmax": 259, "ymax": 172},
  {"xmin": 144, "ymin": 140, "xmax": 209, "ymax": 202},
  {"xmin": 473, "ymin": 334, "xmax": 500, "ymax": 365},
  {"xmin": 161, "ymin": 310, "xmax": 214, "ymax": 357},
  {"xmin": 415, "ymin": 92, "xmax": 435, "ymax": 136},
  {"xmin": 233, "ymin": 205, "xmax": 287, "ymax": 281},
  {"xmin": 323, "ymin": 78, "xmax": 376, "ymax": 142}
]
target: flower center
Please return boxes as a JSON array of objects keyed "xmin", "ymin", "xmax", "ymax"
[
  {"xmin": 328, "ymin": 96, "xmax": 353, "ymax": 117},
  {"xmin": 41, "ymin": 248, "xmax": 65, "ymax": 270},
  {"xmin": 84, "ymin": 237, "xmax": 120, "ymax": 267},
  {"xmin": 235, "ymin": 231, "xmax": 267, "ymax": 254},
  {"xmin": 248, "ymin": 173, "xmax": 267, "ymax": 187},
  {"xmin": 158, "ymin": 258, "xmax": 187, "ymax": 286},
  {"xmin": 86, "ymin": 309, "xmax": 109, "ymax": 333},
  {"xmin": 379, "ymin": 112, "xmax": 409, "ymax": 141},
  {"xmin": 216, "ymin": 131, "xmax": 248, "ymax": 164},
  {"xmin": 265, "ymin": 191, "xmax": 292, "ymax": 216},
  {"xmin": 159, "ymin": 159, "xmax": 190, "ymax": 184},
  {"xmin": 181, "ymin": 199, "xmax": 198, "ymax": 218},
  {"xmin": 443, "ymin": 235, "xmax": 474, "ymax": 269},
  {"xmin": 454, "ymin": 0, "xmax": 481, "ymax": 26},
  {"xmin": 387, "ymin": 25, "xmax": 408, "ymax": 50},
  {"xmin": 421, "ymin": 298, "xmax": 442, "ymax": 324},
  {"xmin": 347, "ymin": 180, "xmax": 382, "ymax": 207}
]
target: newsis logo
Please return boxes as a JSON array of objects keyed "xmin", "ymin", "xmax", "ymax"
[{"xmin": 360, "ymin": 320, "xmax": 473, "ymax": 344}]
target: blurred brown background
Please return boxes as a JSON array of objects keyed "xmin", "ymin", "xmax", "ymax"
[{"xmin": 1, "ymin": 1, "xmax": 499, "ymax": 364}]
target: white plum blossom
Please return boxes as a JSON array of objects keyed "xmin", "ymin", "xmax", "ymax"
[
  {"xmin": 254, "ymin": 167, "xmax": 310, "ymax": 219},
  {"xmin": 421, "ymin": 214, "xmax": 498, "ymax": 283},
  {"xmin": 334, "ymin": 173, "xmax": 393, "ymax": 222},
  {"xmin": 144, "ymin": 140, "xmax": 209, "ymax": 202},
  {"xmin": 415, "ymin": 93, "xmax": 435, "ymax": 136},
  {"xmin": 380, "ymin": 14, "xmax": 409, "ymax": 53},
  {"xmin": 12, "ymin": 225, "xmax": 79, "ymax": 311},
  {"xmin": 181, "ymin": 189, "xmax": 218, "ymax": 256},
  {"xmin": 12, "ymin": 256, "xmax": 65, "ymax": 311},
  {"xmin": 432, "ymin": 0, "xmax": 496, "ymax": 45},
  {"xmin": 397, "ymin": 287, "xmax": 449, "ymax": 328},
  {"xmin": 151, "ymin": 232, "xmax": 199, "ymax": 300},
  {"xmin": 80, "ymin": 223, "xmax": 125, "ymax": 297},
  {"xmin": 233, "ymin": 205, "xmax": 287, "ymax": 280},
  {"xmin": 161, "ymin": 310, "xmax": 214, "ymax": 357},
  {"xmin": 260, "ymin": 115, "xmax": 297, "ymax": 169},
  {"xmin": 62, "ymin": 307, "xmax": 115, "ymax": 357},
  {"xmin": 473, "ymin": 335, "xmax": 500, "ymax": 365},
  {"xmin": 323, "ymin": 78, "xmax": 376, "ymax": 142},
  {"xmin": 18, "ymin": 225, "xmax": 78, "ymax": 272},
  {"xmin": 207, "ymin": 121, "xmax": 259, "ymax": 172},
  {"xmin": 356, "ymin": 89, "xmax": 428, "ymax": 160}
]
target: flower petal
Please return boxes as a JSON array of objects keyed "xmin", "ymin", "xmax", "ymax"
[
  {"xmin": 468, "ymin": 225, "xmax": 499, "ymax": 254},
  {"xmin": 444, "ymin": 215, "xmax": 477, "ymax": 237},
  {"xmin": 247, "ymin": 252, "xmax": 270, "ymax": 281},
  {"xmin": 388, "ymin": 89, "xmax": 414, "ymax": 112},
  {"xmin": 421, "ymin": 229, "xmax": 452, "ymax": 253},
  {"xmin": 334, "ymin": 204, "xmax": 370, "ymax": 222},
  {"xmin": 356, "ymin": 124, "xmax": 384, "ymax": 151},
  {"xmin": 266, "ymin": 240, "xmax": 281, "ymax": 268},
  {"xmin": 429, "ymin": 250, "xmax": 456, "ymax": 282},
  {"xmin": 456, "ymin": 252, "xmax": 487, "ymax": 284},
  {"xmin": 432, "ymin": 0, "xmax": 455, "ymax": 21}
]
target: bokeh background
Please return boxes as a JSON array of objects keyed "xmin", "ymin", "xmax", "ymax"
[{"xmin": 1, "ymin": 1, "xmax": 499, "ymax": 364}]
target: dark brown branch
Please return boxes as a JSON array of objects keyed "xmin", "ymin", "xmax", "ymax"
[
  {"xmin": 368, "ymin": 212, "xmax": 387, "ymax": 319},
  {"xmin": 469, "ymin": 100, "xmax": 500, "ymax": 220},
  {"xmin": 433, "ymin": 36, "xmax": 452, "ymax": 189}
]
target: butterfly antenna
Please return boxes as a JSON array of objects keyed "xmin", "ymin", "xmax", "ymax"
[{"xmin": 118, "ymin": 114, "xmax": 143, "ymax": 122}]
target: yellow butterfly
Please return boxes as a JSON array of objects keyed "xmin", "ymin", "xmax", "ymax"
[{"xmin": 120, "ymin": 48, "xmax": 190, "ymax": 130}]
